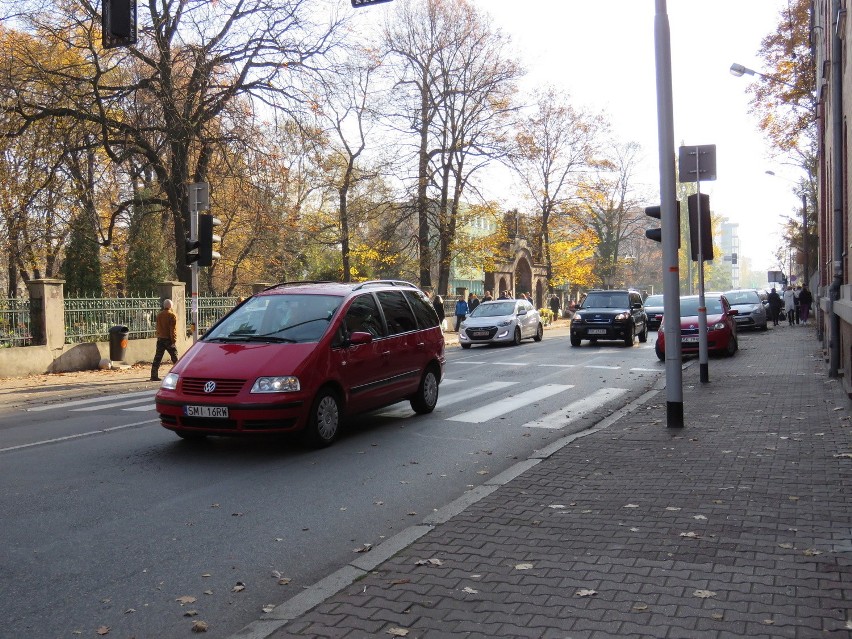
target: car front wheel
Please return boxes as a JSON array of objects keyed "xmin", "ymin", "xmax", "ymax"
[
  {"xmin": 570, "ymin": 334, "xmax": 581, "ymax": 347},
  {"xmin": 624, "ymin": 325, "xmax": 635, "ymax": 347},
  {"xmin": 410, "ymin": 367, "xmax": 439, "ymax": 414},
  {"xmin": 305, "ymin": 387, "xmax": 341, "ymax": 448},
  {"xmin": 533, "ymin": 323, "xmax": 543, "ymax": 342},
  {"xmin": 638, "ymin": 323, "xmax": 648, "ymax": 343},
  {"xmin": 512, "ymin": 327, "xmax": 522, "ymax": 345}
]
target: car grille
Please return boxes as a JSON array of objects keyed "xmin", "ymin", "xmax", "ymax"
[
  {"xmin": 681, "ymin": 327, "xmax": 699, "ymax": 336},
  {"xmin": 181, "ymin": 378, "xmax": 247, "ymax": 397},
  {"xmin": 584, "ymin": 315, "xmax": 613, "ymax": 325},
  {"xmin": 467, "ymin": 326, "xmax": 499, "ymax": 340}
]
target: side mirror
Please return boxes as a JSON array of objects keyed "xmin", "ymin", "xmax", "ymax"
[
  {"xmin": 729, "ymin": 309, "xmax": 739, "ymax": 316},
  {"xmin": 348, "ymin": 331, "xmax": 373, "ymax": 346},
  {"xmin": 517, "ymin": 308, "xmax": 527, "ymax": 315}
]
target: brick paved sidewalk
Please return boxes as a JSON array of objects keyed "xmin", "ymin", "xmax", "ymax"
[{"xmin": 240, "ymin": 324, "xmax": 851, "ymax": 639}]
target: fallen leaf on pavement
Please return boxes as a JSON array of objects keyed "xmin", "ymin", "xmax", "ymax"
[
  {"xmin": 96, "ymin": 627, "xmax": 110, "ymax": 636},
  {"xmin": 278, "ymin": 578, "xmax": 291, "ymax": 585},
  {"xmin": 632, "ymin": 603, "xmax": 648, "ymax": 612},
  {"xmin": 803, "ymin": 548, "xmax": 822, "ymax": 556},
  {"xmin": 191, "ymin": 620, "xmax": 208, "ymax": 632},
  {"xmin": 415, "ymin": 558, "xmax": 443, "ymax": 566},
  {"xmin": 353, "ymin": 543, "xmax": 373, "ymax": 553},
  {"xmin": 623, "ymin": 504, "xmax": 639, "ymax": 509},
  {"xmin": 176, "ymin": 596, "xmax": 197, "ymax": 605},
  {"xmin": 232, "ymin": 582, "xmax": 245, "ymax": 592},
  {"xmin": 575, "ymin": 589, "xmax": 597, "ymax": 597},
  {"xmin": 514, "ymin": 563, "xmax": 533, "ymax": 570},
  {"xmin": 778, "ymin": 543, "xmax": 794, "ymax": 549},
  {"xmin": 693, "ymin": 590, "xmax": 716, "ymax": 598},
  {"xmin": 184, "ymin": 610, "xmax": 199, "ymax": 617},
  {"xmin": 680, "ymin": 532, "xmax": 700, "ymax": 539},
  {"xmin": 387, "ymin": 628, "xmax": 409, "ymax": 637},
  {"xmin": 548, "ymin": 504, "xmax": 566, "ymax": 509},
  {"xmin": 462, "ymin": 586, "xmax": 478, "ymax": 594},
  {"xmin": 391, "ymin": 578, "xmax": 410, "ymax": 585},
  {"xmin": 665, "ymin": 507, "xmax": 681, "ymax": 511},
  {"xmin": 262, "ymin": 604, "xmax": 275, "ymax": 613}
]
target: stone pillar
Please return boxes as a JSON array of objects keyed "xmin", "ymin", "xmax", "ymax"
[
  {"xmin": 158, "ymin": 281, "xmax": 187, "ymax": 334},
  {"xmin": 26, "ymin": 279, "xmax": 65, "ymax": 349}
]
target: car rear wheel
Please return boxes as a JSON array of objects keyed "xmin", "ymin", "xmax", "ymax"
[
  {"xmin": 305, "ymin": 387, "xmax": 341, "ymax": 448},
  {"xmin": 570, "ymin": 335, "xmax": 581, "ymax": 347},
  {"xmin": 512, "ymin": 327, "xmax": 522, "ymax": 345},
  {"xmin": 533, "ymin": 323, "xmax": 543, "ymax": 342},
  {"xmin": 655, "ymin": 342, "xmax": 665, "ymax": 361},
  {"xmin": 410, "ymin": 367, "xmax": 439, "ymax": 414}
]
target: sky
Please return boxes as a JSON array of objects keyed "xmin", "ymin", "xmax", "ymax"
[{"xmin": 351, "ymin": 0, "xmax": 801, "ymax": 278}]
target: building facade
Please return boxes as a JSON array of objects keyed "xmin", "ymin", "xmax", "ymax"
[{"xmin": 812, "ymin": 0, "xmax": 851, "ymax": 392}]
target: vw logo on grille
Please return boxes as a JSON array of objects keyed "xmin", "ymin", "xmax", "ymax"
[{"xmin": 204, "ymin": 381, "xmax": 217, "ymax": 393}]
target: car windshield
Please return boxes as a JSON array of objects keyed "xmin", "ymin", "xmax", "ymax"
[
  {"xmin": 470, "ymin": 302, "xmax": 516, "ymax": 317},
  {"xmin": 581, "ymin": 293, "xmax": 629, "ymax": 309},
  {"xmin": 725, "ymin": 290, "xmax": 760, "ymax": 305},
  {"xmin": 645, "ymin": 295, "xmax": 664, "ymax": 306},
  {"xmin": 680, "ymin": 297, "xmax": 723, "ymax": 316},
  {"xmin": 204, "ymin": 294, "xmax": 343, "ymax": 343}
]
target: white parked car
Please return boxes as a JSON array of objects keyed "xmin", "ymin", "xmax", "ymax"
[{"xmin": 458, "ymin": 299, "xmax": 543, "ymax": 349}]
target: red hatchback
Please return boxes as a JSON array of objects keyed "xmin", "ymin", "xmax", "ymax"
[
  {"xmin": 655, "ymin": 293, "xmax": 738, "ymax": 361},
  {"xmin": 155, "ymin": 281, "xmax": 445, "ymax": 447}
]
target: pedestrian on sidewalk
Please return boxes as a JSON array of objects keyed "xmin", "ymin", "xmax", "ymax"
[
  {"xmin": 150, "ymin": 299, "xmax": 179, "ymax": 382},
  {"xmin": 468, "ymin": 293, "xmax": 480, "ymax": 313},
  {"xmin": 794, "ymin": 286, "xmax": 802, "ymax": 324},
  {"xmin": 549, "ymin": 294, "xmax": 561, "ymax": 319},
  {"xmin": 799, "ymin": 285, "xmax": 813, "ymax": 324},
  {"xmin": 454, "ymin": 294, "xmax": 469, "ymax": 332},
  {"xmin": 482, "ymin": 290, "xmax": 493, "ymax": 302},
  {"xmin": 432, "ymin": 293, "xmax": 446, "ymax": 331},
  {"xmin": 784, "ymin": 285, "xmax": 796, "ymax": 326},
  {"xmin": 768, "ymin": 287, "xmax": 782, "ymax": 326}
]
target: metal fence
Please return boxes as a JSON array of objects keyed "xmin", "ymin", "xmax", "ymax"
[
  {"xmin": 1, "ymin": 294, "xmax": 240, "ymax": 347},
  {"xmin": 0, "ymin": 298, "xmax": 32, "ymax": 347}
]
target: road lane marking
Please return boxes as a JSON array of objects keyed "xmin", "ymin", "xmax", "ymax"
[
  {"xmin": 585, "ymin": 365, "xmax": 621, "ymax": 370},
  {"xmin": 27, "ymin": 390, "xmax": 156, "ymax": 412},
  {"xmin": 447, "ymin": 384, "xmax": 573, "ymax": 424},
  {"xmin": 0, "ymin": 419, "xmax": 160, "ymax": 453},
  {"xmin": 538, "ymin": 364, "xmax": 576, "ymax": 368},
  {"xmin": 630, "ymin": 367, "xmax": 661, "ymax": 372},
  {"xmin": 524, "ymin": 388, "xmax": 629, "ymax": 429},
  {"xmin": 452, "ymin": 361, "xmax": 528, "ymax": 366},
  {"xmin": 375, "ymin": 381, "xmax": 516, "ymax": 418},
  {"xmin": 71, "ymin": 397, "xmax": 156, "ymax": 412},
  {"xmin": 123, "ymin": 405, "xmax": 157, "ymax": 412}
]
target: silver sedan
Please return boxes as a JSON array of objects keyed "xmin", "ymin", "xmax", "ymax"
[
  {"xmin": 458, "ymin": 299, "xmax": 544, "ymax": 348},
  {"xmin": 724, "ymin": 288, "xmax": 768, "ymax": 331}
]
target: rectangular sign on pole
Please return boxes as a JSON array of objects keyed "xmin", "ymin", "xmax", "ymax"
[
  {"xmin": 678, "ymin": 145, "xmax": 717, "ymax": 182},
  {"xmin": 189, "ymin": 182, "xmax": 209, "ymax": 211}
]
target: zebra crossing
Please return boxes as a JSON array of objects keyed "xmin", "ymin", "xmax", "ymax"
[{"xmin": 25, "ymin": 360, "xmax": 648, "ymax": 432}]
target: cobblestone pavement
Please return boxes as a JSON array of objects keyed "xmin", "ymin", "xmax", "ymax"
[{"xmin": 238, "ymin": 324, "xmax": 852, "ymax": 639}]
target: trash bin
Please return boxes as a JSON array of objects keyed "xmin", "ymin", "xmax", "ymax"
[{"xmin": 108, "ymin": 325, "xmax": 129, "ymax": 362}]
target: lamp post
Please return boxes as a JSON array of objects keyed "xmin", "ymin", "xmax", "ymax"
[{"xmin": 729, "ymin": 63, "xmax": 800, "ymax": 90}]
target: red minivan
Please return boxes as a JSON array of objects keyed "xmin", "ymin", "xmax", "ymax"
[{"xmin": 155, "ymin": 281, "xmax": 445, "ymax": 447}]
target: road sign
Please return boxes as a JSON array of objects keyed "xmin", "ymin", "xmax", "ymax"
[{"xmin": 678, "ymin": 145, "xmax": 716, "ymax": 182}]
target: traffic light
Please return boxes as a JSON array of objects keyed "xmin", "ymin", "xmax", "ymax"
[
  {"xmin": 185, "ymin": 238, "xmax": 199, "ymax": 265},
  {"xmin": 731, "ymin": 253, "xmax": 738, "ymax": 265},
  {"xmin": 644, "ymin": 205, "xmax": 662, "ymax": 242},
  {"xmin": 644, "ymin": 201, "xmax": 680, "ymax": 245},
  {"xmin": 102, "ymin": 0, "xmax": 137, "ymax": 49},
  {"xmin": 687, "ymin": 193, "xmax": 714, "ymax": 261},
  {"xmin": 198, "ymin": 214, "xmax": 221, "ymax": 267},
  {"xmin": 351, "ymin": 0, "xmax": 393, "ymax": 6}
]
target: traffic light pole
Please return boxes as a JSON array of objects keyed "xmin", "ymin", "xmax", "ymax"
[
  {"xmin": 188, "ymin": 188, "xmax": 200, "ymax": 345},
  {"xmin": 654, "ymin": 0, "xmax": 684, "ymax": 428},
  {"xmin": 695, "ymin": 176, "xmax": 709, "ymax": 383}
]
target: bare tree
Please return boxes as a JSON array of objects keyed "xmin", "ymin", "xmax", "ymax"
[
  {"xmin": 509, "ymin": 86, "xmax": 605, "ymax": 290},
  {"xmin": 4, "ymin": 0, "xmax": 346, "ymax": 285}
]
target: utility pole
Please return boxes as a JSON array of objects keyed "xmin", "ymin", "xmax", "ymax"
[{"xmin": 654, "ymin": 0, "xmax": 683, "ymax": 428}]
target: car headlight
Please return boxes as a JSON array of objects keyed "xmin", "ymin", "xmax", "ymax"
[
  {"xmin": 613, "ymin": 312, "xmax": 629, "ymax": 321},
  {"xmin": 572, "ymin": 313, "xmax": 584, "ymax": 322},
  {"xmin": 710, "ymin": 321, "xmax": 727, "ymax": 331},
  {"xmin": 251, "ymin": 376, "xmax": 300, "ymax": 393},
  {"xmin": 161, "ymin": 373, "xmax": 179, "ymax": 390}
]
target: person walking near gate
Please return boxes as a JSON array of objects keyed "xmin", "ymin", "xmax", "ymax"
[
  {"xmin": 783, "ymin": 285, "xmax": 796, "ymax": 326},
  {"xmin": 151, "ymin": 299, "xmax": 179, "ymax": 381}
]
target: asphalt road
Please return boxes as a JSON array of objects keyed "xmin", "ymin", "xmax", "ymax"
[{"xmin": 0, "ymin": 327, "xmax": 663, "ymax": 639}]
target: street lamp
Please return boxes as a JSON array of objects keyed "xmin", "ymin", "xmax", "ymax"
[{"xmin": 729, "ymin": 62, "xmax": 799, "ymax": 89}]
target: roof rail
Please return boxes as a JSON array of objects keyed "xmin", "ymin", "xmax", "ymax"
[
  {"xmin": 262, "ymin": 281, "xmax": 334, "ymax": 292},
  {"xmin": 352, "ymin": 279, "xmax": 416, "ymax": 291}
]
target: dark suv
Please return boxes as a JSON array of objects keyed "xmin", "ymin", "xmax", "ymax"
[
  {"xmin": 570, "ymin": 289, "xmax": 648, "ymax": 347},
  {"xmin": 155, "ymin": 280, "xmax": 445, "ymax": 447}
]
